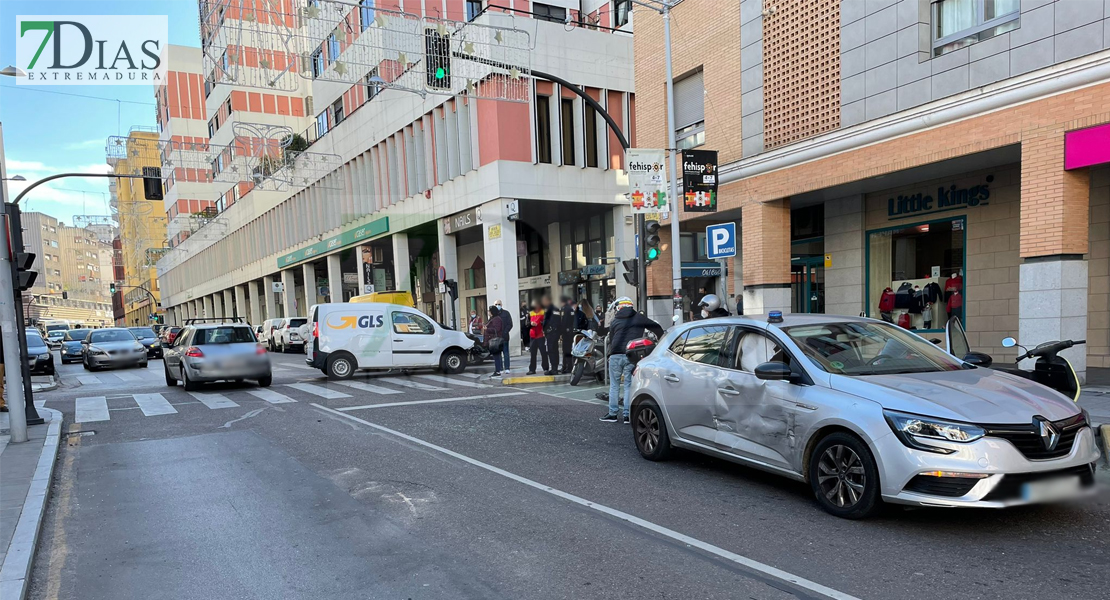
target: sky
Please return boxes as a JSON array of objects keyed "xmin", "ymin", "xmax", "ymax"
[{"xmin": 0, "ymin": 0, "xmax": 201, "ymax": 224}]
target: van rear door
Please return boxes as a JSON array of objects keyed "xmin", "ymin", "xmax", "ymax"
[{"xmin": 318, "ymin": 304, "xmax": 391, "ymax": 369}]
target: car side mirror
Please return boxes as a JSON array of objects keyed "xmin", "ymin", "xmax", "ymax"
[
  {"xmin": 754, "ymin": 361, "xmax": 793, "ymax": 381},
  {"xmin": 963, "ymin": 352, "xmax": 993, "ymax": 368}
]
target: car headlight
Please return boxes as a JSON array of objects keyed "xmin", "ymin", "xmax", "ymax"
[
  {"xmin": 89, "ymin": 347, "xmax": 107, "ymax": 356},
  {"xmin": 152, "ymin": 341, "xmax": 160, "ymax": 347},
  {"xmin": 38, "ymin": 353, "xmax": 50, "ymax": 360},
  {"xmin": 884, "ymin": 410, "xmax": 985, "ymax": 455}
]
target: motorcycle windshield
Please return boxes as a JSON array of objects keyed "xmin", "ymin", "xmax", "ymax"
[{"xmin": 571, "ymin": 339, "xmax": 593, "ymax": 356}]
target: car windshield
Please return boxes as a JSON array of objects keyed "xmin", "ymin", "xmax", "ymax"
[
  {"xmin": 287, "ymin": 318, "xmax": 307, "ymax": 328},
  {"xmin": 782, "ymin": 321, "xmax": 967, "ymax": 376},
  {"xmin": 89, "ymin": 330, "xmax": 137, "ymax": 343},
  {"xmin": 47, "ymin": 331, "xmax": 65, "ymax": 339},
  {"xmin": 64, "ymin": 330, "xmax": 91, "ymax": 341},
  {"xmin": 27, "ymin": 332, "xmax": 45, "ymax": 345},
  {"xmin": 194, "ymin": 327, "xmax": 256, "ymax": 345},
  {"xmin": 128, "ymin": 327, "xmax": 156, "ymax": 338}
]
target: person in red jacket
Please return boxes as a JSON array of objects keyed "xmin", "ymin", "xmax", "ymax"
[{"xmin": 527, "ymin": 300, "xmax": 549, "ymax": 375}]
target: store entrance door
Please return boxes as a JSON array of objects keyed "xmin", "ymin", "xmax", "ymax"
[{"xmin": 791, "ymin": 257, "xmax": 825, "ymax": 314}]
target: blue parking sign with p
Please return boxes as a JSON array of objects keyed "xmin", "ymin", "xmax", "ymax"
[{"xmin": 706, "ymin": 223, "xmax": 736, "ymax": 259}]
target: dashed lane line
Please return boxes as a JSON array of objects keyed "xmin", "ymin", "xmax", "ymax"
[
  {"xmin": 133, "ymin": 393, "xmax": 177, "ymax": 416},
  {"xmin": 75, "ymin": 396, "xmax": 110, "ymax": 423},
  {"xmin": 336, "ymin": 391, "xmax": 526, "ymax": 412}
]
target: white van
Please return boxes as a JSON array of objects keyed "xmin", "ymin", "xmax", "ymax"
[{"xmin": 306, "ymin": 302, "xmax": 474, "ymax": 379}]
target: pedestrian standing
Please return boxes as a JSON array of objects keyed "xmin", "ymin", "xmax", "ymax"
[
  {"xmin": 558, "ymin": 297, "xmax": 577, "ymax": 373},
  {"xmin": 468, "ymin": 310, "xmax": 484, "ymax": 341},
  {"xmin": 543, "ymin": 295, "xmax": 561, "ymax": 375},
  {"xmin": 734, "ymin": 293, "xmax": 744, "ymax": 316},
  {"xmin": 599, "ymin": 297, "xmax": 663, "ymax": 423},
  {"xmin": 484, "ymin": 306, "xmax": 506, "ymax": 378},
  {"xmin": 494, "ymin": 301, "xmax": 512, "ymax": 373},
  {"xmin": 520, "ymin": 303, "xmax": 530, "ymax": 352},
  {"xmin": 526, "ymin": 300, "xmax": 549, "ymax": 375}
]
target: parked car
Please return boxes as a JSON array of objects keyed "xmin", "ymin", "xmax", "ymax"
[
  {"xmin": 45, "ymin": 330, "xmax": 66, "ymax": 350},
  {"xmin": 60, "ymin": 329, "xmax": 92, "ymax": 364},
  {"xmin": 128, "ymin": 326, "xmax": 163, "ymax": 358},
  {"xmin": 275, "ymin": 317, "xmax": 308, "ymax": 353},
  {"xmin": 307, "ymin": 302, "xmax": 474, "ymax": 379},
  {"xmin": 258, "ymin": 318, "xmax": 285, "ymax": 351},
  {"xmin": 161, "ymin": 326, "xmax": 182, "ymax": 346},
  {"xmin": 628, "ymin": 313, "xmax": 1100, "ymax": 519},
  {"xmin": 83, "ymin": 328, "xmax": 148, "ymax": 371},
  {"xmin": 26, "ymin": 330, "xmax": 55, "ymax": 375},
  {"xmin": 163, "ymin": 322, "xmax": 272, "ymax": 390}
]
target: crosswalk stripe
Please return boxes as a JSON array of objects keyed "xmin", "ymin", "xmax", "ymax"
[
  {"xmin": 416, "ymin": 374, "xmax": 490, "ymax": 388},
  {"xmin": 334, "ymin": 381, "xmax": 403, "ymax": 395},
  {"xmin": 246, "ymin": 388, "xmax": 298, "ymax": 404},
  {"xmin": 286, "ymin": 364, "xmax": 317, "ymax": 370},
  {"xmin": 458, "ymin": 372, "xmax": 483, "ymax": 379},
  {"xmin": 114, "ymin": 371, "xmax": 143, "ymax": 382},
  {"xmin": 285, "ymin": 382, "xmax": 351, "ymax": 399},
  {"xmin": 76, "ymin": 375, "xmax": 102, "ymax": 385},
  {"xmin": 338, "ymin": 391, "xmax": 526, "ymax": 411},
  {"xmin": 75, "ymin": 396, "xmax": 110, "ymax": 423},
  {"xmin": 188, "ymin": 392, "xmax": 239, "ymax": 410},
  {"xmin": 134, "ymin": 393, "xmax": 177, "ymax": 416},
  {"xmin": 377, "ymin": 376, "xmax": 447, "ymax": 391}
]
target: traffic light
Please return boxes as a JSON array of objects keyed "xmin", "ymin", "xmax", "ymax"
[
  {"xmin": 425, "ymin": 28, "xmax": 451, "ymax": 90},
  {"xmin": 644, "ymin": 220, "xmax": 661, "ymax": 265},
  {"xmin": 15, "ymin": 252, "xmax": 36, "ymax": 291},
  {"xmin": 142, "ymin": 166, "xmax": 163, "ymax": 200},
  {"xmin": 62, "ymin": 291, "xmax": 68, "ymax": 300},
  {"xmin": 621, "ymin": 258, "xmax": 638, "ymax": 287},
  {"xmin": 110, "ymin": 282, "xmax": 118, "ymax": 294},
  {"xmin": 445, "ymin": 279, "xmax": 458, "ymax": 302}
]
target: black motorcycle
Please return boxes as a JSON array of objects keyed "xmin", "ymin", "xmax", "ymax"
[
  {"xmin": 465, "ymin": 333, "xmax": 490, "ymax": 365},
  {"xmin": 997, "ymin": 337, "xmax": 1085, "ymax": 402}
]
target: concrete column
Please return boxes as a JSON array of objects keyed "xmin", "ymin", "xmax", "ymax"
[
  {"xmin": 263, "ymin": 274, "xmax": 278, "ymax": 319},
  {"xmin": 248, "ymin": 280, "xmax": 262, "ymax": 325},
  {"xmin": 223, "ymin": 289, "xmax": 235, "ymax": 319},
  {"xmin": 303, "ymin": 262, "xmax": 319, "ymax": 309},
  {"xmin": 326, "ymin": 254, "xmax": 343, "ymax": 303},
  {"xmin": 646, "ymin": 226, "xmax": 675, "ymax": 326},
  {"xmin": 547, "ymin": 222, "xmax": 561, "ymax": 300},
  {"xmin": 392, "ymin": 232, "xmax": 411, "ymax": 292},
  {"xmin": 212, "ymin": 292, "xmax": 224, "ymax": 319},
  {"xmin": 1019, "ymin": 258, "xmax": 1089, "ymax": 382},
  {"xmin": 482, "ymin": 199, "xmax": 520, "ymax": 357},
  {"xmin": 741, "ymin": 199, "xmax": 792, "ymax": 315},
  {"xmin": 202, "ymin": 296, "xmax": 213, "ymax": 319},
  {"xmin": 437, "ymin": 223, "xmax": 460, "ymax": 329},
  {"xmin": 823, "ymin": 195, "xmax": 865, "ymax": 316},
  {"xmin": 281, "ymin": 270, "xmax": 296, "ymax": 318},
  {"xmin": 234, "ymin": 285, "xmax": 248, "ymax": 321},
  {"xmin": 612, "ymin": 205, "xmax": 637, "ymax": 304}
]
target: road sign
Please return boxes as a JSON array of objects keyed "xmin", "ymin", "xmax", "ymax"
[
  {"xmin": 437, "ymin": 265, "xmax": 447, "ymax": 283},
  {"xmin": 438, "ymin": 282, "xmax": 447, "ymax": 294},
  {"xmin": 706, "ymin": 223, "xmax": 737, "ymax": 259},
  {"xmin": 272, "ymin": 282, "xmax": 285, "ymax": 293}
]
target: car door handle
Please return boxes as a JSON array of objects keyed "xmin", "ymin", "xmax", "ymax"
[
  {"xmin": 717, "ymin": 387, "xmax": 741, "ymax": 396},
  {"xmin": 663, "ymin": 374, "xmax": 680, "ymax": 383},
  {"xmin": 394, "ymin": 339, "xmax": 403, "ymax": 342}
]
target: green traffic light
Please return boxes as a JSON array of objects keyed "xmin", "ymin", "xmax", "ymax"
[
  {"xmin": 646, "ymin": 248, "xmax": 660, "ymax": 260},
  {"xmin": 436, "ymin": 67, "xmax": 446, "ymax": 79}
]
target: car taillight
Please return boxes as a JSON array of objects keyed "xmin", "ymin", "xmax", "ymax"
[
  {"xmin": 313, "ymin": 322, "xmax": 319, "ymax": 338},
  {"xmin": 185, "ymin": 346, "xmax": 204, "ymax": 358},
  {"xmin": 626, "ymin": 338, "xmax": 655, "ymax": 352},
  {"xmin": 256, "ymin": 344, "xmax": 267, "ymax": 355}
]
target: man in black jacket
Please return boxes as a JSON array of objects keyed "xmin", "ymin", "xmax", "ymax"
[
  {"xmin": 598, "ymin": 297, "xmax": 664, "ymax": 423},
  {"xmin": 558, "ymin": 297, "xmax": 577, "ymax": 373},
  {"xmin": 542, "ymin": 295, "xmax": 561, "ymax": 375}
]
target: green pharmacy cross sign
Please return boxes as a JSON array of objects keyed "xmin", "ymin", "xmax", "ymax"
[{"xmin": 277, "ymin": 217, "xmax": 389, "ymax": 268}]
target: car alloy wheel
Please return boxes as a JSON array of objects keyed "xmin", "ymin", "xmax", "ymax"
[
  {"xmin": 636, "ymin": 408, "xmax": 660, "ymax": 453},
  {"xmin": 631, "ymin": 400, "xmax": 672, "ymax": 461},
  {"xmin": 816, "ymin": 444, "xmax": 866, "ymax": 509}
]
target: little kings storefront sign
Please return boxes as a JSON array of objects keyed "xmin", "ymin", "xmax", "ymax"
[
  {"xmin": 277, "ymin": 217, "xmax": 389, "ymax": 268},
  {"xmin": 887, "ymin": 175, "xmax": 993, "ymax": 220}
]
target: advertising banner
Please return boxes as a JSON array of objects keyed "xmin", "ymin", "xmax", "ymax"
[
  {"xmin": 682, "ymin": 149, "xmax": 718, "ymax": 213},
  {"xmin": 626, "ymin": 149, "xmax": 668, "ymax": 213}
]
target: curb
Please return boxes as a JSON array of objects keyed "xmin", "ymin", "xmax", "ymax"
[
  {"xmin": 30, "ymin": 376, "xmax": 58, "ymax": 393},
  {"xmin": 0, "ymin": 406, "xmax": 63, "ymax": 600},
  {"xmin": 501, "ymin": 373, "xmax": 575, "ymax": 385}
]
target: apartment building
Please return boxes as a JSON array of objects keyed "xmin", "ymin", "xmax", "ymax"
[
  {"xmin": 20, "ymin": 212, "xmax": 114, "ymax": 328},
  {"xmin": 158, "ymin": 0, "xmax": 636, "ymax": 354},
  {"xmin": 634, "ymin": 0, "xmax": 1110, "ymax": 381}
]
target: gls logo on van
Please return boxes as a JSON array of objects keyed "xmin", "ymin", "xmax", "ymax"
[
  {"xmin": 326, "ymin": 315, "xmax": 385, "ymax": 329},
  {"xmin": 16, "ymin": 15, "xmax": 168, "ymax": 86}
]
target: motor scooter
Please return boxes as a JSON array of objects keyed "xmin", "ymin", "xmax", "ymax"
[
  {"xmin": 465, "ymin": 333, "xmax": 490, "ymax": 365},
  {"xmin": 997, "ymin": 337, "xmax": 1085, "ymax": 402},
  {"xmin": 569, "ymin": 329, "xmax": 606, "ymax": 386}
]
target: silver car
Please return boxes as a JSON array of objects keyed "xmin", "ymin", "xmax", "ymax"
[
  {"xmin": 83, "ymin": 328, "xmax": 149, "ymax": 371},
  {"xmin": 163, "ymin": 322, "xmax": 272, "ymax": 391},
  {"xmin": 628, "ymin": 313, "xmax": 1100, "ymax": 519}
]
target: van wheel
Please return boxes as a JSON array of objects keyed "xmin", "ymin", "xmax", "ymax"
[
  {"xmin": 440, "ymin": 350, "xmax": 466, "ymax": 375},
  {"xmin": 326, "ymin": 353, "xmax": 355, "ymax": 380}
]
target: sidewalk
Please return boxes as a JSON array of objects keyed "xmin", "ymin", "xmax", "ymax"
[{"xmin": 0, "ymin": 404, "xmax": 63, "ymax": 600}]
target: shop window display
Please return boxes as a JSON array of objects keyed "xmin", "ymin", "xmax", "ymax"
[{"xmin": 867, "ymin": 218, "xmax": 965, "ymax": 331}]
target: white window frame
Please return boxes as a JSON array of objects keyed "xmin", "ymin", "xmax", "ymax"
[{"xmin": 932, "ymin": 0, "xmax": 1019, "ymax": 56}]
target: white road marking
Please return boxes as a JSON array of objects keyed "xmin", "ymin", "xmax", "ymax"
[
  {"xmin": 113, "ymin": 371, "xmax": 142, "ymax": 382},
  {"xmin": 245, "ymin": 388, "xmax": 297, "ymax": 404},
  {"xmin": 220, "ymin": 407, "xmax": 268, "ymax": 428},
  {"xmin": 285, "ymin": 382, "xmax": 351, "ymax": 399},
  {"xmin": 310, "ymin": 404, "xmax": 862, "ymax": 600},
  {"xmin": 333, "ymin": 380, "xmax": 403, "ymax": 395},
  {"xmin": 376, "ymin": 376, "xmax": 447, "ymax": 391},
  {"xmin": 285, "ymin": 363, "xmax": 317, "ymax": 370},
  {"xmin": 76, "ymin": 375, "xmax": 102, "ymax": 385},
  {"xmin": 337, "ymin": 391, "xmax": 526, "ymax": 411},
  {"xmin": 416, "ymin": 374, "xmax": 490, "ymax": 388},
  {"xmin": 189, "ymin": 392, "xmax": 239, "ymax": 410},
  {"xmin": 133, "ymin": 393, "xmax": 177, "ymax": 416},
  {"xmin": 75, "ymin": 397, "xmax": 110, "ymax": 423},
  {"xmin": 458, "ymin": 372, "xmax": 483, "ymax": 379}
]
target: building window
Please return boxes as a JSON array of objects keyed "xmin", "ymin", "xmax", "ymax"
[
  {"xmin": 316, "ymin": 110, "xmax": 330, "ymax": 138},
  {"xmin": 516, "ymin": 222, "xmax": 550, "ymax": 278},
  {"xmin": 466, "ymin": 0, "xmax": 482, "ymax": 21},
  {"xmin": 311, "ymin": 49, "xmax": 325, "ymax": 77},
  {"xmin": 332, "ymin": 97, "xmax": 345, "ymax": 125},
  {"xmin": 208, "ymin": 116, "xmax": 217, "ymax": 137},
  {"xmin": 866, "ymin": 217, "xmax": 966, "ymax": 332},
  {"xmin": 365, "ymin": 68, "xmax": 382, "ymax": 100},
  {"xmin": 225, "ymin": 95, "xmax": 233, "ymax": 118},
  {"xmin": 49, "ymin": 239, "xmax": 58, "ymax": 248},
  {"xmin": 533, "ymin": 3, "xmax": 566, "ymax": 23},
  {"xmin": 674, "ymin": 70, "xmax": 705, "ymax": 150},
  {"xmin": 560, "ymin": 98, "xmax": 575, "ymax": 165},
  {"xmin": 933, "ymin": 0, "xmax": 1019, "ymax": 56},
  {"xmin": 535, "ymin": 95, "xmax": 552, "ymax": 164},
  {"xmin": 327, "ymin": 34, "xmax": 340, "ymax": 62},
  {"xmin": 613, "ymin": 0, "xmax": 631, "ymax": 27},
  {"xmin": 584, "ymin": 104, "xmax": 598, "ymax": 168},
  {"xmin": 360, "ymin": 0, "xmax": 374, "ymax": 31}
]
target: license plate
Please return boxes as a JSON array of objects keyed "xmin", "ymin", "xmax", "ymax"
[{"xmin": 1022, "ymin": 475, "xmax": 1081, "ymax": 503}]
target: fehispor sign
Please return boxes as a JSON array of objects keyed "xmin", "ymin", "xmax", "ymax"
[
  {"xmin": 626, "ymin": 149, "xmax": 668, "ymax": 214},
  {"xmin": 682, "ymin": 149, "xmax": 718, "ymax": 213}
]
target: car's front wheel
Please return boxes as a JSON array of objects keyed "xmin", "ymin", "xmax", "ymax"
[
  {"xmin": 439, "ymin": 350, "xmax": 466, "ymax": 375},
  {"xmin": 808, "ymin": 432, "xmax": 882, "ymax": 519},
  {"xmin": 632, "ymin": 398, "xmax": 672, "ymax": 461}
]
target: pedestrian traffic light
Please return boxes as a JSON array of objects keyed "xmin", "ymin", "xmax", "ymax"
[
  {"xmin": 110, "ymin": 282, "xmax": 118, "ymax": 294},
  {"xmin": 424, "ymin": 28, "xmax": 451, "ymax": 90},
  {"xmin": 15, "ymin": 252, "xmax": 36, "ymax": 291},
  {"xmin": 142, "ymin": 166, "xmax": 163, "ymax": 201},
  {"xmin": 644, "ymin": 220, "xmax": 661, "ymax": 266},
  {"xmin": 62, "ymin": 291, "xmax": 68, "ymax": 300},
  {"xmin": 446, "ymin": 279, "xmax": 459, "ymax": 302},
  {"xmin": 621, "ymin": 258, "xmax": 638, "ymax": 287}
]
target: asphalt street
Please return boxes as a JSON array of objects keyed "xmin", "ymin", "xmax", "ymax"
[{"xmin": 25, "ymin": 350, "xmax": 1110, "ymax": 600}]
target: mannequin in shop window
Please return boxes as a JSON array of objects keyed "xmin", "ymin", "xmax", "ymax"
[{"xmin": 945, "ymin": 272, "xmax": 964, "ymax": 324}]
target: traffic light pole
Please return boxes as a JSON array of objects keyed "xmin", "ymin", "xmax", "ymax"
[{"xmin": 662, "ymin": 5, "xmax": 683, "ymax": 325}]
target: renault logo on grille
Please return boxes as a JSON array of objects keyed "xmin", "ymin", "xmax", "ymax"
[{"xmin": 1035, "ymin": 417, "xmax": 1060, "ymax": 451}]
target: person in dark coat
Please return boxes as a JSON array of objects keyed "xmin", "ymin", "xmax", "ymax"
[
  {"xmin": 598, "ymin": 298, "xmax": 664, "ymax": 422},
  {"xmin": 484, "ymin": 306, "xmax": 506, "ymax": 377},
  {"xmin": 558, "ymin": 297, "xmax": 577, "ymax": 373},
  {"xmin": 542, "ymin": 295, "xmax": 561, "ymax": 375}
]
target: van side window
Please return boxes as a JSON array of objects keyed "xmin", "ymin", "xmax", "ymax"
[{"xmin": 392, "ymin": 312, "xmax": 434, "ymax": 334}]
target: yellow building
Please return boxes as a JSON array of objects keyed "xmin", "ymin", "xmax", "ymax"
[{"xmin": 108, "ymin": 128, "xmax": 167, "ymax": 326}]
